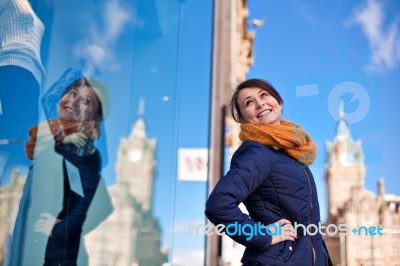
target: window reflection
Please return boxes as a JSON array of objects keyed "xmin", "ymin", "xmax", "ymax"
[
  {"xmin": 0, "ymin": 0, "xmax": 212, "ymax": 265},
  {"xmin": 9, "ymin": 70, "xmax": 113, "ymax": 266}
]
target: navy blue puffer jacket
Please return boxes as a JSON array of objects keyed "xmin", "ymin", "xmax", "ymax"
[{"xmin": 205, "ymin": 141, "xmax": 331, "ymax": 266}]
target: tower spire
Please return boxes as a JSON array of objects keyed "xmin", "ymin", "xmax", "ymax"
[
  {"xmin": 138, "ymin": 97, "xmax": 145, "ymax": 117},
  {"xmin": 338, "ymin": 99, "xmax": 345, "ymax": 121}
]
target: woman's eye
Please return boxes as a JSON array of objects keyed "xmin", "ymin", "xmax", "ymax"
[
  {"xmin": 261, "ymin": 92, "xmax": 268, "ymax": 98},
  {"xmin": 245, "ymin": 100, "xmax": 253, "ymax": 107},
  {"xmin": 81, "ymin": 98, "xmax": 91, "ymax": 105}
]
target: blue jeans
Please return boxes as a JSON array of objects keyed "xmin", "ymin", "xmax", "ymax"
[{"xmin": 43, "ymin": 258, "xmax": 77, "ymax": 266}]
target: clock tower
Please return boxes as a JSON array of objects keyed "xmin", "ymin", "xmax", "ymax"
[
  {"xmin": 325, "ymin": 119, "xmax": 365, "ymax": 217},
  {"xmin": 324, "ymin": 119, "xmax": 400, "ymax": 265},
  {"xmin": 86, "ymin": 116, "xmax": 167, "ymax": 265},
  {"xmin": 116, "ymin": 117, "xmax": 157, "ymax": 212}
]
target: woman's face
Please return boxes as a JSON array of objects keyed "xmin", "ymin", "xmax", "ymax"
[
  {"xmin": 58, "ymin": 86, "xmax": 101, "ymax": 121},
  {"xmin": 237, "ymin": 87, "xmax": 282, "ymax": 125}
]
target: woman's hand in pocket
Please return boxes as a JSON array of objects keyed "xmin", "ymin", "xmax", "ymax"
[{"xmin": 269, "ymin": 218, "xmax": 297, "ymax": 245}]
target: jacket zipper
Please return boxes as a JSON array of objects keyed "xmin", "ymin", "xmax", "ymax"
[{"xmin": 302, "ymin": 166, "xmax": 316, "ymax": 266}]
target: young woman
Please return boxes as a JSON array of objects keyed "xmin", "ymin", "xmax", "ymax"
[
  {"xmin": 205, "ymin": 79, "xmax": 332, "ymax": 266},
  {"xmin": 9, "ymin": 72, "xmax": 113, "ymax": 266}
]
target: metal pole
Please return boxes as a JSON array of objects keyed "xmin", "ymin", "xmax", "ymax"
[{"xmin": 340, "ymin": 234, "xmax": 346, "ymax": 266}]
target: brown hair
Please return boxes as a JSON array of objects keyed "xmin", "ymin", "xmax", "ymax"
[
  {"xmin": 61, "ymin": 78, "xmax": 103, "ymax": 120},
  {"xmin": 230, "ymin": 79, "xmax": 283, "ymax": 122}
]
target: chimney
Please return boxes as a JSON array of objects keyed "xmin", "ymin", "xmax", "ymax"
[{"xmin": 378, "ymin": 178, "xmax": 385, "ymax": 197}]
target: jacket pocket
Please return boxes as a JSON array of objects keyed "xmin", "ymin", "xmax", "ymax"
[{"xmin": 278, "ymin": 240, "xmax": 295, "ymax": 262}]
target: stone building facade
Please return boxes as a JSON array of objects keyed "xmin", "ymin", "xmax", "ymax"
[
  {"xmin": 207, "ymin": 0, "xmax": 256, "ymax": 265},
  {"xmin": 324, "ymin": 120, "xmax": 400, "ymax": 266},
  {"xmin": 85, "ymin": 117, "xmax": 167, "ymax": 266},
  {"xmin": 0, "ymin": 171, "xmax": 25, "ymax": 265}
]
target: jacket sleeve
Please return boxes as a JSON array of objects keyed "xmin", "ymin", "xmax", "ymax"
[
  {"xmin": 0, "ymin": 0, "xmax": 7, "ymax": 12},
  {"xmin": 205, "ymin": 141, "xmax": 274, "ymax": 251},
  {"xmin": 81, "ymin": 177, "xmax": 114, "ymax": 234}
]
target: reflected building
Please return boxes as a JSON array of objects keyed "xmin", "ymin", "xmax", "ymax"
[
  {"xmin": 0, "ymin": 171, "xmax": 25, "ymax": 264},
  {"xmin": 324, "ymin": 120, "xmax": 400, "ymax": 266},
  {"xmin": 85, "ymin": 117, "xmax": 167, "ymax": 266}
]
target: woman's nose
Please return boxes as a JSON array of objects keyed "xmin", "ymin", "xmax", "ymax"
[
  {"xmin": 70, "ymin": 97, "xmax": 80, "ymax": 108},
  {"xmin": 256, "ymin": 99, "xmax": 264, "ymax": 109}
]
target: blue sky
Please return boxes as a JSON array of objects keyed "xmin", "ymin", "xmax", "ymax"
[
  {"xmin": 247, "ymin": 0, "xmax": 400, "ymax": 224},
  {"xmin": 1, "ymin": 0, "xmax": 399, "ymax": 264},
  {"xmin": 1, "ymin": 0, "xmax": 211, "ymax": 264},
  {"xmin": 25, "ymin": 0, "xmax": 212, "ymax": 264}
]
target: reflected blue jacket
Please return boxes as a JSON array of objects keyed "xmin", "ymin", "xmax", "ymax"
[
  {"xmin": 44, "ymin": 142, "xmax": 107, "ymax": 262},
  {"xmin": 205, "ymin": 141, "xmax": 331, "ymax": 266}
]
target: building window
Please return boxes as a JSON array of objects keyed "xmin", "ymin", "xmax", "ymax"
[
  {"xmin": 374, "ymin": 248, "xmax": 382, "ymax": 255},
  {"xmin": 363, "ymin": 249, "xmax": 372, "ymax": 258},
  {"xmin": 389, "ymin": 202, "xmax": 396, "ymax": 213},
  {"xmin": 393, "ymin": 247, "xmax": 400, "ymax": 255}
]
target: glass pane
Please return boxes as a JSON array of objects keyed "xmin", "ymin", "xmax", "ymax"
[{"xmin": 0, "ymin": 0, "xmax": 212, "ymax": 265}]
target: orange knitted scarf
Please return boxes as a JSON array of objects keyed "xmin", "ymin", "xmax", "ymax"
[
  {"xmin": 239, "ymin": 120, "xmax": 316, "ymax": 165},
  {"xmin": 25, "ymin": 118, "xmax": 100, "ymax": 160}
]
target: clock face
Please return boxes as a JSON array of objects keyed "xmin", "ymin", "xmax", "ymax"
[
  {"xmin": 127, "ymin": 149, "xmax": 143, "ymax": 163},
  {"xmin": 339, "ymin": 152, "xmax": 354, "ymax": 166}
]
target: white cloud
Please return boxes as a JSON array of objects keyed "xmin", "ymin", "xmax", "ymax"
[
  {"xmin": 171, "ymin": 249, "xmax": 204, "ymax": 266},
  {"xmin": 347, "ymin": 0, "xmax": 400, "ymax": 73},
  {"xmin": 76, "ymin": 0, "xmax": 134, "ymax": 75},
  {"xmin": 298, "ymin": 4, "xmax": 317, "ymax": 25},
  {"xmin": 80, "ymin": 44, "xmax": 106, "ymax": 75},
  {"xmin": 103, "ymin": 0, "xmax": 133, "ymax": 43}
]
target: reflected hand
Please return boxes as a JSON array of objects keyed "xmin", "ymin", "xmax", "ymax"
[
  {"xmin": 270, "ymin": 218, "xmax": 297, "ymax": 245},
  {"xmin": 34, "ymin": 212, "xmax": 61, "ymax": 237},
  {"xmin": 62, "ymin": 132, "xmax": 87, "ymax": 149}
]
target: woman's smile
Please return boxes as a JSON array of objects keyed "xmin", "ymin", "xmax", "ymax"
[{"xmin": 237, "ymin": 87, "xmax": 282, "ymax": 125}]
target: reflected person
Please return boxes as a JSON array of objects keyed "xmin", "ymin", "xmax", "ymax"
[{"xmin": 10, "ymin": 72, "xmax": 112, "ymax": 266}]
